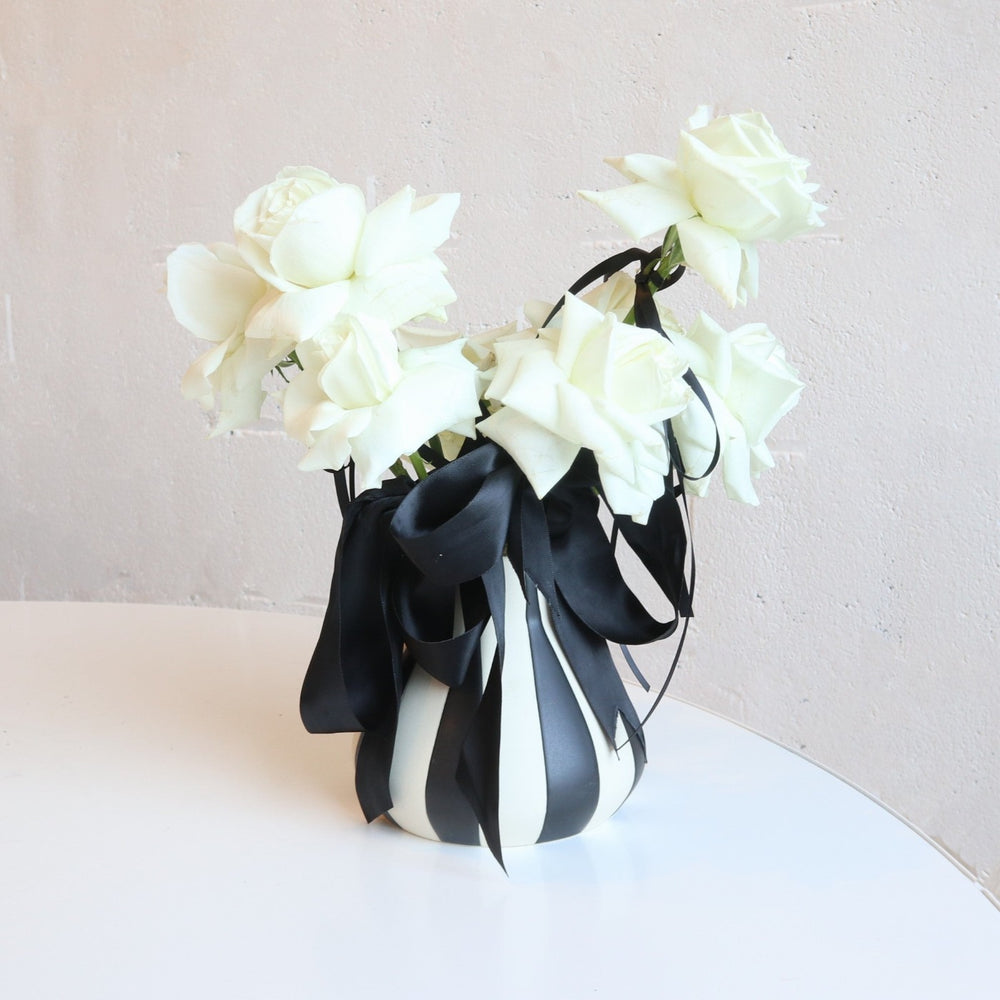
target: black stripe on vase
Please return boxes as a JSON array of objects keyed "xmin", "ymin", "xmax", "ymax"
[
  {"xmin": 525, "ymin": 583, "xmax": 602, "ymax": 843},
  {"xmin": 423, "ymin": 657, "xmax": 486, "ymax": 846}
]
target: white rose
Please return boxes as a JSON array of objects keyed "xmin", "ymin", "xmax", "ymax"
[
  {"xmin": 665, "ymin": 310, "xmax": 804, "ymax": 504},
  {"xmin": 234, "ymin": 167, "xmax": 365, "ymax": 291},
  {"xmin": 166, "ymin": 242, "xmax": 288, "ymax": 433},
  {"xmin": 234, "ymin": 167, "xmax": 460, "ymax": 338},
  {"xmin": 478, "ymin": 293, "xmax": 692, "ymax": 523},
  {"xmin": 282, "ymin": 314, "xmax": 480, "ymax": 492},
  {"xmin": 679, "ymin": 107, "xmax": 824, "ymax": 243},
  {"xmin": 579, "ymin": 109, "xmax": 824, "ymax": 306}
]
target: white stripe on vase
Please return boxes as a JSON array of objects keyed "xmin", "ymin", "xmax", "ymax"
[
  {"xmin": 481, "ymin": 558, "xmax": 549, "ymax": 847},
  {"xmin": 387, "ymin": 664, "xmax": 449, "ymax": 842}
]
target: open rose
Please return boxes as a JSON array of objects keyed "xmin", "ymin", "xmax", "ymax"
[
  {"xmin": 663, "ymin": 309, "xmax": 804, "ymax": 504},
  {"xmin": 580, "ymin": 108, "xmax": 824, "ymax": 306},
  {"xmin": 478, "ymin": 293, "xmax": 692, "ymax": 522},
  {"xmin": 234, "ymin": 167, "xmax": 461, "ymax": 333},
  {"xmin": 282, "ymin": 314, "xmax": 480, "ymax": 492}
]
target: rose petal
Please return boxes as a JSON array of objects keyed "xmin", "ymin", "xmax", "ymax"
[
  {"xmin": 346, "ymin": 259, "xmax": 456, "ymax": 329},
  {"xmin": 166, "ymin": 243, "xmax": 266, "ymax": 343},
  {"xmin": 606, "ymin": 153, "xmax": 681, "ymax": 188},
  {"xmin": 578, "ymin": 179, "xmax": 695, "ymax": 241},
  {"xmin": 678, "ymin": 133, "xmax": 783, "ymax": 242},
  {"xmin": 720, "ymin": 429, "xmax": 759, "ymax": 505},
  {"xmin": 269, "ymin": 184, "xmax": 366, "ymax": 287},
  {"xmin": 355, "ymin": 188, "xmax": 460, "ymax": 276},
  {"xmin": 477, "ymin": 406, "xmax": 579, "ymax": 500},
  {"xmin": 296, "ymin": 410, "xmax": 371, "ymax": 472},
  {"xmin": 671, "ymin": 384, "xmax": 724, "ymax": 483},
  {"xmin": 675, "ymin": 217, "xmax": 745, "ymax": 307},
  {"xmin": 209, "ymin": 336, "xmax": 280, "ymax": 436},
  {"xmin": 243, "ymin": 282, "xmax": 351, "ymax": 346},
  {"xmin": 318, "ymin": 316, "xmax": 402, "ymax": 409},
  {"xmin": 181, "ymin": 338, "xmax": 231, "ymax": 407},
  {"xmin": 599, "ymin": 465, "xmax": 662, "ymax": 524},
  {"xmin": 349, "ymin": 347, "xmax": 481, "ymax": 491},
  {"xmin": 728, "ymin": 338, "xmax": 803, "ymax": 444}
]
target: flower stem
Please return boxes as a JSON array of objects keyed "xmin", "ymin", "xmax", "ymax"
[
  {"xmin": 624, "ymin": 227, "xmax": 685, "ymax": 326},
  {"xmin": 272, "ymin": 350, "xmax": 304, "ymax": 383},
  {"xmin": 409, "ymin": 452, "xmax": 429, "ymax": 480}
]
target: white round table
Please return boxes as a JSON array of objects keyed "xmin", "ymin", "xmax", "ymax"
[{"xmin": 2, "ymin": 602, "xmax": 997, "ymax": 998}]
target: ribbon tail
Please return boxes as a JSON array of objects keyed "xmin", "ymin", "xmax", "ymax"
[
  {"xmin": 354, "ymin": 701, "xmax": 401, "ymax": 822},
  {"xmin": 300, "ymin": 527, "xmax": 368, "ymax": 733},
  {"xmin": 455, "ymin": 652, "xmax": 506, "ymax": 871},
  {"xmin": 524, "ymin": 581, "xmax": 602, "ymax": 842},
  {"xmin": 301, "ymin": 480, "xmax": 412, "ymax": 735}
]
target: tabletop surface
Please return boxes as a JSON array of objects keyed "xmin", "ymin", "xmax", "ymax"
[{"xmin": 2, "ymin": 600, "xmax": 998, "ymax": 999}]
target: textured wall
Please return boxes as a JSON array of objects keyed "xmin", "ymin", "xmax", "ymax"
[{"xmin": 2, "ymin": 0, "xmax": 998, "ymax": 899}]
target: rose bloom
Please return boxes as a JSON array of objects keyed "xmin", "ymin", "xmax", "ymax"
[
  {"xmin": 282, "ymin": 314, "xmax": 481, "ymax": 492},
  {"xmin": 662, "ymin": 309, "xmax": 804, "ymax": 504},
  {"xmin": 234, "ymin": 166, "xmax": 461, "ymax": 333},
  {"xmin": 478, "ymin": 293, "xmax": 692, "ymax": 523},
  {"xmin": 580, "ymin": 108, "xmax": 824, "ymax": 306}
]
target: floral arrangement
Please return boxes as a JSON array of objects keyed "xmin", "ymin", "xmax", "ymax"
[
  {"xmin": 168, "ymin": 107, "xmax": 821, "ymax": 520},
  {"xmin": 167, "ymin": 107, "xmax": 823, "ymax": 863}
]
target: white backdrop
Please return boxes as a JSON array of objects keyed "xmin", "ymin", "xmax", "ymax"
[{"xmin": 2, "ymin": 0, "xmax": 998, "ymax": 901}]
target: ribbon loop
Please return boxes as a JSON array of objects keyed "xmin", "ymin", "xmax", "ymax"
[{"xmin": 391, "ymin": 446, "xmax": 519, "ymax": 586}]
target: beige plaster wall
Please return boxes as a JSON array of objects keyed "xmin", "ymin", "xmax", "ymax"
[{"xmin": 2, "ymin": 0, "xmax": 998, "ymax": 900}]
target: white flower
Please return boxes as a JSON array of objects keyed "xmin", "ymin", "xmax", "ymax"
[
  {"xmin": 234, "ymin": 166, "xmax": 362, "ymax": 291},
  {"xmin": 664, "ymin": 310, "xmax": 804, "ymax": 504},
  {"xmin": 579, "ymin": 109, "xmax": 824, "ymax": 306},
  {"xmin": 234, "ymin": 166, "xmax": 460, "ymax": 336},
  {"xmin": 478, "ymin": 293, "xmax": 692, "ymax": 523},
  {"xmin": 166, "ymin": 242, "xmax": 288, "ymax": 433},
  {"xmin": 282, "ymin": 314, "xmax": 481, "ymax": 492},
  {"xmin": 680, "ymin": 107, "xmax": 823, "ymax": 243}
]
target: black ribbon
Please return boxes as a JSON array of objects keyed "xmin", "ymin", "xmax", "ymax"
[{"xmin": 302, "ymin": 244, "xmax": 714, "ymax": 865}]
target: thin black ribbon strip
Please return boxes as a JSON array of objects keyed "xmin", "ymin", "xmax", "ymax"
[
  {"xmin": 506, "ymin": 464, "xmax": 646, "ymax": 753},
  {"xmin": 524, "ymin": 576, "xmax": 603, "ymax": 844},
  {"xmin": 540, "ymin": 246, "xmax": 659, "ymax": 329},
  {"xmin": 633, "ymin": 273, "xmax": 722, "ymax": 483}
]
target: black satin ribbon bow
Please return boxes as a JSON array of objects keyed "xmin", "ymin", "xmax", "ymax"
[{"xmin": 302, "ymin": 441, "xmax": 694, "ymax": 865}]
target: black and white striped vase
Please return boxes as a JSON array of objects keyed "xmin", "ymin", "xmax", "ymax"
[{"xmin": 386, "ymin": 558, "xmax": 645, "ymax": 848}]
